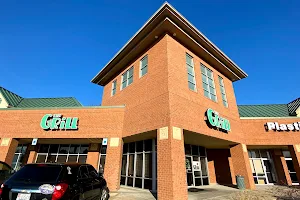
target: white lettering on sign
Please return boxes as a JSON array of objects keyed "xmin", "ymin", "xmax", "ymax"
[{"xmin": 266, "ymin": 122, "xmax": 300, "ymax": 131}]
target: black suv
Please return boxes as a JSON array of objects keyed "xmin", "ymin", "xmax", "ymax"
[
  {"xmin": 0, "ymin": 163, "xmax": 109, "ymax": 200},
  {"xmin": 0, "ymin": 161, "xmax": 13, "ymax": 186}
]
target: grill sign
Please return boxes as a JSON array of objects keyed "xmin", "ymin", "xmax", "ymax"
[
  {"xmin": 206, "ymin": 108, "xmax": 231, "ymax": 132},
  {"xmin": 266, "ymin": 122, "xmax": 300, "ymax": 131},
  {"xmin": 40, "ymin": 114, "xmax": 78, "ymax": 130}
]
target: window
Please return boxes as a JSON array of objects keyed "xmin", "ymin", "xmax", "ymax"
[
  {"xmin": 186, "ymin": 53, "xmax": 196, "ymax": 91},
  {"xmin": 111, "ymin": 80, "xmax": 117, "ymax": 96},
  {"xmin": 218, "ymin": 76, "xmax": 228, "ymax": 107},
  {"xmin": 12, "ymin": 144, "xmax": 27, "ymax": 171},
  {"xmin": 35, "ymin": 144, "xmax": 88, "ymax": 164},
  {"xmin": 98, "ymin": 144, "xmax": 107, "ymax": 173},
  {"xmin": 121, "ymin": 67, "xmax": 134, "ymax": 89},
  {"xmin": 140, "ymin": 55, "xmax": 148, "ymax": 77},
  {"xmin": 201, "ymin": 64, "xmax": 217, "ymax": 101}
]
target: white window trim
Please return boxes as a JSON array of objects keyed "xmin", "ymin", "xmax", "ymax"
[
  {"xmin": 218, "ymin": 76, "xmax": 228, "ymax": 107},
  {"xmin": 186, "ymin": 53, "xmax": 197, "ymax": 92},
  {"xmin": 201, "ymin": 63, "xmax": 217, "ymax": 102},
  {"xmin": 139, "ymin": 55, "xmax": 148, "ymax": 78}
]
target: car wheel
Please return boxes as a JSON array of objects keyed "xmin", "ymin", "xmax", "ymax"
[{"xmin": 100, "ymin": 187, "xmax": 109, "ymax": 200}]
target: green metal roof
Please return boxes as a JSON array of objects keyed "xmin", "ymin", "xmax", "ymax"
[
  {"xmin": 238, "ymin": 104, "xmax": 291, "ymax": 117},
  {"xmin": 0, "ymin": 87, "xmax": 23, "ymax": 107},
  {"xmin": 17, "ymin": 97, "xmax": 82, "ymax": 108}
]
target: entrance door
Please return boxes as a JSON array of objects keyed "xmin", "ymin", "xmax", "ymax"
[
  {"xmin": 185, "ymin": 145, "xmax": 209, "ymax": 187},
  {"xmin": 248, "ymin": 150, "xmax": 276, "ymax": 185}
]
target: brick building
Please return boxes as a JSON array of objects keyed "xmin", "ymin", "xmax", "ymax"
[{"xmin": 1, "ymin": 3, "xmax": 300, "ymax": 200}]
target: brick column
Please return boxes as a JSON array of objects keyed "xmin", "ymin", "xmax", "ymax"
[
  {"xmin": 230, "ymin": 144, "xmax": 255, "ymax": 189},
  {"xmin": 271, "ymin": 149, "xmax": 292, "ymax": 185},
  {"xmin": 157, "ymin": 127, "xmax": 187, "ymax": 200},
  {"xmin": 0, "ymin": 138, "xmax": 18, "ymax": 165},
  {"xmin": 86, "ymin": 143, "xmax": 100, "ymax": 170},
  {"xmin": 208, "ymin": 160, "xmax": 216, "ymax": 184},
  {"xmin": 27, "ymin": 145, "xmax": 38, "ymax": 164},
  {"xmin": 103, "ymin": 138, "xmax": 122, "ymax": 192},
  {"xmin": 288, "ymin": 145, "xmax": 300, "ymax": 184}
]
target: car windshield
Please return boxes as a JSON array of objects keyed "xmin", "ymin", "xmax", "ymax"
[{"xmin": 9, "ymin": 165, "xmax": 62, "ymax": 183}]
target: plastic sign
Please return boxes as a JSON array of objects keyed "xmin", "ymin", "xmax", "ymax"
[
  {"xmin": 206, "ymin": 108, "xmax": 231, "ymax": 132},
  {"xmin": 266, "ymin": 122, "xmax": 300, "ymax": 132},
  {"xmin": 40, "ymin": 114, "xmax": 78, "ymax": 130}
]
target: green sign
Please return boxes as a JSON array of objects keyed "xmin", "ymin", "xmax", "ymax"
[
  {"xmin": 206, "ymin": 108, "xmax": 230, "ymax": 132},
  {"xmin": 40, "ymin": 114, "xmax": 78, "ymax": 130}
]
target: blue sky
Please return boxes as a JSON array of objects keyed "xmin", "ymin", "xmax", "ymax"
[{"xmin": 1, "ymin": 0, "xmax": 299, "ymax": 106}]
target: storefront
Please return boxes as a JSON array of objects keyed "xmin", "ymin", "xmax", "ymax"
[{"xmin": 1, "ymin": 3, "xmax": 300, "ymax": 200}]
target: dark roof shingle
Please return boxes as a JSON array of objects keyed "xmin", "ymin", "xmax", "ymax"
[
  {"xmin": 238, "ymin": 104, "xmax": 291, "ymax": 117},
  {"xmin": 0, "ymin": 87, "xmax": 23, "ymax": 107},
  {"xmin": 17, "ymin": 97, "xmax": 82, "ymax": 108}
]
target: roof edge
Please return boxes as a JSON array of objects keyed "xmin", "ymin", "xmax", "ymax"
[{"xmin": 0, "ymin": 105, "xmax": 126, "ymax": 111}]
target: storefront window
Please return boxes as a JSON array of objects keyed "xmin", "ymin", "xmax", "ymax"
[
  {"xmin": 98, "ymin": 144, "xmax": 107, "ymax": 173},
  {"xmin": 12, "ymin": 144, "xmax": 28, "ymax": 171},
  {"xmin": 36, "ymin": 144, "xmax": 88, "ymax": 164},
  {"xmin": 120, "ymin": 139, "xmax": 156, "ymax": 190}
]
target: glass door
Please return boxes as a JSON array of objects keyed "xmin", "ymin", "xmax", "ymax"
[
  {"xmin": 286, "ymin": 159, "xmax": 299, "ymax": 184},
  {"xmin": 186, "ymin": 156, "xmax": 193, "ymax": 186}
]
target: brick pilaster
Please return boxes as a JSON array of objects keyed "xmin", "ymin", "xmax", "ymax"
[
  {"xmin": 230, "ymin": 144, "xmax": 255, "ymax": 189},
  {"xmin": 0, "ymin": 138, "xmax": 18, "ymax": 165},
  {"xmin": 271, "ymin": 149, "xmax": 292, "ymax": 185},
  {"xmin": 103, "ymin": 138, "xmax": 123, "ymax": 192},
  {"xmin": 86, "ymin": 143, "xmax": 100, "ymax": 170},
  {"xmin": 157, "ymin": 127, "xmax": 187, "ymax": 200}
]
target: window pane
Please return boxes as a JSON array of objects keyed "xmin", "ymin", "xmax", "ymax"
[
  {"xmin": 144, "ymin": 179, "xmax": 152, "ymax": 190},
  {"xmin": 39, "ymin": 144, "xmax": 49, "ymax": 153},
  {"xmin": 187, "ymin": 65, "xmax": 194, "ymax": 75},
  {"xmin": 202, "ymin": 82, "xmax": 209, "ymax": 91},
  {"xmin": 136, "ymin": 154, "xmax": 143, "ymax": 177},
  {"xmin": 283, "ymin": 151, "xmax": 291, "ymax": 158},
  {"xmin": 18, "ymin": 154, "xmax": 25, "ymax": 163},
  {"xmin": 46, "ymin": 154, "xmax": 56, "ymax": 163},
  {"xmin": 141, "ymin": 56, "xmax": 148, "ymax": 66},
  {"xmin": 69, "ymin": 144, "xmax": 80, "ymax": 154},
  {"xmin": 135, "ymin": 178, "xmax": 142, "ymax": 188},
  {"xmin": 36, "ymin": 155, "xmax": 47, "ymax": 163},
  {"xmin": 220, "ymin": 86, "xmax": 225, "ymax": 93},
  {"xmin": 186, "ymin": 54, "xmax": 193, "ymax": 65},
  {"xmin": 13, "ymin": 154, "xmax": 19, "ymax": 163},
  {"xmin": 199, "ymin": 147, "xmax": 206, "ymax": 156},
  {"xmin": 188, "ymin": 74, "xmax": 194, "ymax": 82},
  {"xmin": 144, "ymin": 140, "xmax": 152, "ymax": 152},
  {"xmin": 121, "ymin": 155, "xmax": 127, "ymax": 175},
  {"xmin": 209, "ymin": 86, "xmax": 216, "ymax": 94},
  {"xmin": 128, "ymin": 67, "xmax": 133, "ymax": 77},
  {"xmin": 206, "ymin": 70, "xmax": 212, "ymax": 79},
  {"xmin": 208, "ymin": 79, "xmax": 214, "ymax": 87},
  {"xmin": 127, "ymin": 177, "xmax": 133, "ymax": 187},
  {"xmin": 122, "ymin": 81, "xmax": 127, "ymax": 89},
  {"xmin": 201, "ymin": 157, "xmax": 208, "ymax": 176},
  {"xmin": 204, "ymin": 90, "xmax": 210, "ymax": 98},
  {"xmin": 202, "ymin": 177, "xmax": 209, "ymax": 185},
  {"xmin": 100, "ymin": 155, "xmax": 106, "ymax": 170},
  {"xmin": 188, "ymin": 82, "xmax": 195, "ymax": 91},
  {"xmin": 195, "ymin": 178, "xmax": 201, "ymax": 186},
  {"xmin": 201, "ymin": 74, "xmax": 207, "ymax": 82},
  {"xmin": 49, "ymin": 145, "xmax": 59, "ymax": 154},
  {"xmin": 79, "ymin": 145, "xmax": 88, "ymax": 154},
  {"xmin": 223, "ymin": 100, "xmax": 228, "ymax": 107},
  {"xmin": 101, "ymin": 145, "xmax": 107, "ymax": 155},
  {"xmin": 141, "ymin": 67, "xmax": 147, "ymax": 76},
  {"xmin": 128, "ymin": 76, "xmax": 133, "ymax": 85},
  {"xmin": 123, "ymin": 143, "xmax": 128, "ymax": 154},
  {"xmin": 58, "ymin": 145, "xmax": 69, "ymax": 154},
  {"xmin": 129, "ymin": 143, "xmax": 135, "ymax": 153},
  {"xmin": 211, "ymin": 94, "xmax": 217, "ymax": 102},
  {"xmin": 201, "ymin": 64, "xmax": 206, "ymax": 73},
  {"xmin": 120, "ymin": 176, "xmax": 126, "ymax": 185},
  {"xmin": 56, "ymin": 155, "xmax": 67, "ymax": 163},
  {"xmin": 123, "ymin": 72, "xmax": 127, "ymax": 80},
  {"xmin": 145, "ymin": 153, "xmax": 152, "ymax": 178},
  {"xmin": 136, "ymin": 141, "xmax": 143, "ymax": 152},
  {"xmin": 67, "ymin": 155, "xmax": 78, "ymax": 163},
  {"xmin": 79, "ymin": 155, "xmax": 87, "ymax": 164},
  {"xmin": 128, "ymin": 155, "xmax": 134, "ymax": 176},
  {"xmin": 16, "ymin": 146, "xmax": 22, "ymax": 153},
  {"xmin": 185, "ymin": 144, "xmax": 191, "ymax": 155}
]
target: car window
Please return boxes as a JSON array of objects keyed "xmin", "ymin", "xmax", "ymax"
[
  {"xmin": 9, "ymin": 165, "xmax": 62, "ymax": 183},
  {"xmin": 79, "ymin": 166, "xmax": 89, "ymax": 179},
  {"xmin": 87, "ymin": 165, "xmax": 98, "ymax": 178}
]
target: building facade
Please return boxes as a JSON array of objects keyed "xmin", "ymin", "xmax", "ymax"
[{"xmin": 1, "ymin": 3, "xmax": 300, "ymax": 200}]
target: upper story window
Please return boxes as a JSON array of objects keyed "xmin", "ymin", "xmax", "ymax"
[
  {"xmin": 186, "ymin": 53, "xmax": 196, "ymax": 91},
  {"xmin": 111, "ymin": 80, "xmax": 117, "ymax": 96},
  {"xmin": 140, "ymin": 55, "xmax": 148, "ymax": 77},
  {"xmin": 121, "ymin": 67, "xmax": 134, "ymax": 90},
  {"xmin": 218, "ymin": 76, "xmax": 228, "ymax": 107},
  {"xmin": 201, "ymin": 63, "xmax": 217, "ymax": 102}
]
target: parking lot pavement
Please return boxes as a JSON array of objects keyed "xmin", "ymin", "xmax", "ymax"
[{"xmin": 188, "ymin": 184, "xmax": 239, "ymax": 200}]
